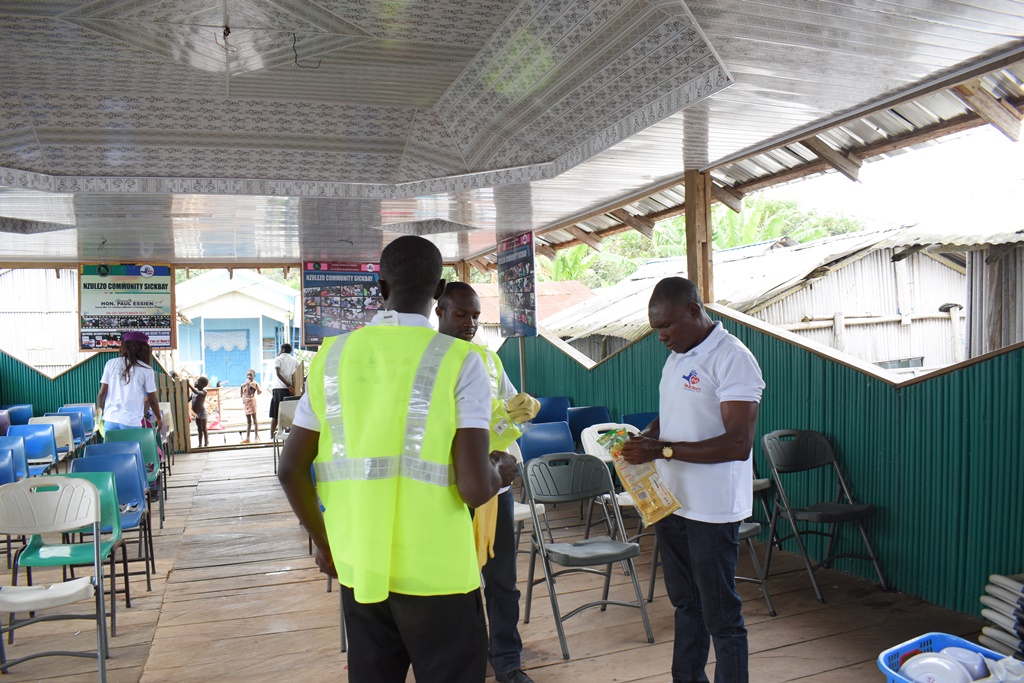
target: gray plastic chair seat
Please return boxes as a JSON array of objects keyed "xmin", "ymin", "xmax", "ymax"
[
  {"xmin": 791, "ymin": 501, "xmax": 875, "ymax": 524},
  {"xmin": 544, "ymin": 537, "xmax": 640, "ymax": 567}
]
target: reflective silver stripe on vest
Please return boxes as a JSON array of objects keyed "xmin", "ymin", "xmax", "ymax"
[
  {"xmin": 321, "ymin": 333, "xmax": 351, "ymax": 461},
  {"xmin": 315, "ymin": 332, "xmax": 456, "ymax": 487}
]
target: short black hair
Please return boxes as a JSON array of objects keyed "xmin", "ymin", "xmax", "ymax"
[
  {"xmin": 650, "ymin": 277, "xmax": 703, "ymax": 309},
  {"xmin": 380, "ymin": 235, "xmax": 443, "ymax": 295},
  {"xmin": 437, "ymin": 281, "xmax": 478, "ymax": 311},
  {"xmin": 280, "ymin": 343, "xmax": 292, "ymax": 354}
]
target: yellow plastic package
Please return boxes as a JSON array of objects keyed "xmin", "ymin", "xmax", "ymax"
[{"xmin": 597, "ymin": 428, "xmax": 681, "ymax": 527}]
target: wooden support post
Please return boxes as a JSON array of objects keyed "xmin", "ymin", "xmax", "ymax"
[
  {"xmin": 610, "ymin": 209, "xmax": 655, "ymax": 239},
  {"xmin": 684, "ymin": 169, "xmax": 713, "ymax": 302},
  {"xmin": 952, "ymin": 80, "xmax": 1022, "ymax": 142},
  {"xmin": 455, "ymin": 260, "xmax": 471, "ymax": 283},
  {"xmin": 710, "ymin": 183, "xmax": 744, "ymax": 213},
  {"xmin": 564, "ymin": 225, "xmax": 603, "ymax": 251},
  {"xmin": 802, "ymin": 136, "xmax": 862, "ymax": 182}
]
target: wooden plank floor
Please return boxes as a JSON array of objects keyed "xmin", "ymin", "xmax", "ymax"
[{"xmin": 0, "ymin": 446, "xmax": 983, "ymax": 682}]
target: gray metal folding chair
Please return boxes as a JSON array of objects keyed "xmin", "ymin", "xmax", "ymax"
[
  {"xmin": 522, "ymin": 452, "xmax": 654, "ymax": 660},
  {"xmin": 762, "ymin": 429, "xmax": 888, "ymax": 603}
]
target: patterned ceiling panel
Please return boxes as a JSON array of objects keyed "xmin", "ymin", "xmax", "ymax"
[
  {"xmin": 0, "ymin": 0, "xmax": 729, "ymax": 187},
  {"xmin": 2, "ymin": 0, "xmax": 1023, "ymax": 265}
]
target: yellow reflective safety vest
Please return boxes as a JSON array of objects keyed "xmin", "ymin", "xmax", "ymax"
[
  {"xmin": 468, "ymin": 344, "xmax": 522, "ymax": 453},
  {"xmin": 308, "ymin": 325, "xmax": 479, "ymax": 604}
]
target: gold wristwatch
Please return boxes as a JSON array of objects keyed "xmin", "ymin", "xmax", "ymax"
[{"xmin": 662, "ymin": 443, "xmax": 674, "ymax": 459}]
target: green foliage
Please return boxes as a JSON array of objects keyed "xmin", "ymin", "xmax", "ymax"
[
  {"xmin": 538, "ymin": 194, "xmax": 864, "ymax": 288},
  {"xmin": 441, "ymin": 266, "xmax": 495, "ymax": 284}
]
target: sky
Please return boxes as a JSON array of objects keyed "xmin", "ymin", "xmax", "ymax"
[{"xmin": 761, "ymin": 125, "xmax": 1024, "ymax": 234}]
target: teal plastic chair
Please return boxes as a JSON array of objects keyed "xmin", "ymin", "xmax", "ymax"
[
  {"xmin": 102, "ymin": 428, "xmax": 164, "ymax": 528},
  {"xmin": 13, "ymin": 471, "xmax": 128, "ymax": 637},
  {"xmin": 0, "ymin": 476, "xmax": 108, "ymax": 681}
]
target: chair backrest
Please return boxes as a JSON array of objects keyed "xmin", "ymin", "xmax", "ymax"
[
  {"xmin": 103, "ymin": 428, "xmax": 159, "ymax": 484},
  {"xmin": 71, "ymin": 453, "xmax": 146, "ymax": 511},
  {"xmin": 48, "ymin": 411, "xmax": 85, "ymax": 443},
  {"xmin": 0, "ymin": 436, "xmax": 28, "ymax": 480},
  {"xmin": 8, "ymin": 424, "xmax": 57, "ymax": 464},
  {"xmin": 762, "ymin": 429, "xmax": 838, "ymax": 474},
  {"xmin": 621, "ymin": 411, "xmax": 658, "ymax": 431},
  {"xmin": 30, "ymin": 415, "xmax": 74, "ymax": 452},
  {"xmin": 60, "ymin": 405, "xmax": 96, "ymax": 435},
  {"xmin": 533, "ymin": 396, "xmax": 571, "ymax": 424},
  {"xmin": 1, "ymin": 404, "xmax": 34, "ymax": 426},
  {"xmin": 525, "ymin": 452, "xmax": 614, "ymax": 504},
  {"xmin": 0, "ymin": 476, "xmax": 101, "ymax": 535},
  {"xmin": 567, "ymin": 406, "xmax": 612, "ymax": 445},
  {"xmin": 0, "ymin": 409, "xmax": 10, "ymax": 436},
  {"xmin": 580, "ymin": 422, "xmax": 639, "ymax": 459},
  {"xmin": 519, "ymin": 421, "xmax": 574, "ymax": 462},
  {"xmin": 84, "ymin": 442, "xmax": 147, "ymax": 495},
  {"xmin": 59, "ymin": 471, "xmax": 122, "ymax": 540},
  {"xmin": 0, "ymin": 449, "xmax": 15, "ymax": 485},
  {"xmin": 278, "ymin": 398, "xmax": 299, "ymax": 431}
]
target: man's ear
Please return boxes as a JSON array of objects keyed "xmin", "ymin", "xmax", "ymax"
[
  {"xmin": 435, "ymin": 305, "xmax": 444, "ymax": 320},
  {"xmin": 379, "ymin": 279, "xmax": 391, "ymax": 302},
  {"xmin": 433, "ymin": 278, "xmax": 447, "ymax": 301}
]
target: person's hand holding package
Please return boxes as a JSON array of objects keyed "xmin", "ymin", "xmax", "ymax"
[
  {"xmin": 619, "ymin": 434, "xmax": 663, "ymax": 465},
  {"xmin": 489, "ymin": 450, "xmax": 518, "ymax": 487},
  {"xmin": 506, "ymin": 392, "xmax": 540, "ymax": 423}
]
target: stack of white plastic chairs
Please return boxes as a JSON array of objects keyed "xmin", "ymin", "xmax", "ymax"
[{"xmin": 981, "ymin": 574, "xmax": 1024, "ymax": 660}]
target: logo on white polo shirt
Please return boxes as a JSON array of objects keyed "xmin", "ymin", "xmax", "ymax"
[{"xmin": 681, "ymin": 370, "xmax": 702, "ymax": 392}]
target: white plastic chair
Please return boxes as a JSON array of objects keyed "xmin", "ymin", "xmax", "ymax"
[
  {"xmin": 580, "ymin": 423, "xmax": 642, "ymax": 540},
  {"xmin": 273, "ymin": 399, "xmax": 299, "ymax": 475},
  {"xmin": 157, "ymin": 401, "xmax": 174, "ymax": 474},
  {"xmin": 506, "ymin": 441, "xmax": 552, "ymax": 551},
  {"xmin": 0, "ymin": 477, "xmax": 108, "ymax": 681},
  {"xmin": 29, "ymin": 416, "xmax": 75, "ymax": 464}
]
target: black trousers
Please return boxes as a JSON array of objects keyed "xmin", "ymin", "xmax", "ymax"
[{"xmin": 341, "ymin": 584, "xmax": 488, "ymax": 683}]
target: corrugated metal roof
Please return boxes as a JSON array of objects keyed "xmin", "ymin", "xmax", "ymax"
[
  {"xmin": 473, "ymin": 281, "xmax": 594, "ymax": 325},
  {"xmin": 883, "ymin": 227, "xmax": 1024, "ymax": 250},
  {"xmin": 543, "ymin": 228, "xmax": 967, "ymax": 342}
]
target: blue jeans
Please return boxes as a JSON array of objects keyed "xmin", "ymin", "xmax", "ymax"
[
  {"xmin": 482, "ymin": 489, "xmax": 523, "ymax": 675},
  {"xmin": 104, "ymin": 420, "xmax": 137, "ymax": 431},
  {"xmin": 655, "ymin": 515, "xmax": 747, "ymax": 683}
]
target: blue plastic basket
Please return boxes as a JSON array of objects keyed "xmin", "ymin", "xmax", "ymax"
[{"xmin": 878, "ymin": 632, "xmax": 1003, "ymax": 682}]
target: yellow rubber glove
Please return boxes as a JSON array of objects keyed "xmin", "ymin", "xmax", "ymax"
[
  {"xmin": 472, "ymin": 494, "xmax": 499, "ymax": 569},
  {"xmin": 506, "ymin": 392, "xmax": 540, "ymax": 423}
]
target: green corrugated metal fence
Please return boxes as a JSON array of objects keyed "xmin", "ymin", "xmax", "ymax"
[{"xmin": 499, "ymin": 317, "xmax": 1024, "ymax": 617}]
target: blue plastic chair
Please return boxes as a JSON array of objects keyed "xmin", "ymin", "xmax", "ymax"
[
  {"xmin": 102, "ymin": 428, "xmax": 164, "ymax": 528},
  {"xmin": 621, "ymin": 412, "xmax": 658, "ymax": 431},
  {"xmin": 7, "ymin": 425, "xmax": 57, "ymax": 476},
  {"xmin": 533, "ymin": 397, "xmax": 571, "ymax": 424},
  {"xmin": 47, "ymin": 412, "xmax": 85, "ymax": 448},
  {"xmin": 0, "ymin": 451, "xmax": 15, "ymax": 486},
  {"xmin": 567, "ymin": 406, "xmax": 612, "ymax": 447},
  {"xmin": 60, "ymin": 406, "xmax": 96, "ymax": 441},
  {"xmin": 0, "ymin": 410, "xmax": 9, "ymax": 437},
  {"xmin": 519, "ymin": 422, "xmax": 574, "ymax": 463},
  {"xmin": 72, "ymin": 451, "xmax": 153, "ymax": 592},
  {"xmin": 0, "ymin": 437, "xmax": 27, "ymax": 481},
  {"xmin": 0, "ymin": 406, "xmax": 32, "ymax": 427}
]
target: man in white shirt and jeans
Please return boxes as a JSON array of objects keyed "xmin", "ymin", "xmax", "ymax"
[
  {"xmin": 621, "ymin": 276, "xmax": 764, "ymax": 683},
  {"xmin": 269, "ymin": 343, "xmax": 299, "ymax": 439}
]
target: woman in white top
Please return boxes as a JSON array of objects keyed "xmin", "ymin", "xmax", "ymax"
[{"xmin": 96, "ymin": 330, "xmax": 163, "ymax": 433}]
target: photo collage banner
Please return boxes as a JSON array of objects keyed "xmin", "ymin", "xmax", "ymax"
[
  {"xmin": 302, "ymin": 262, "xmax": 382, "ymax": 346},
  {"xmin": 497, "ymin": 231, "xmax": 538, "ymax": 338}
]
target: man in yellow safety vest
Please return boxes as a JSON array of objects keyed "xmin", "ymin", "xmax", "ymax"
[
  {"xmin": 278, "ymin": 235, "xmax": 518, "ymax": 683},
  {"xmin": 436, "ymin": 282, "xmax": 540, "ymax": 683}
]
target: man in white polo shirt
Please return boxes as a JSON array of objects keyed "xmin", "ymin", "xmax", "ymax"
[{"xmin": 621, "ymin": 276, "xmax": 764, "ymax": 683}]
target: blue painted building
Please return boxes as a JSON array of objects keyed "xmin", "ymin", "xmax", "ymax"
[{"xmin": 175, "ymin": 270, "xmax": 301, "ymax": 387}]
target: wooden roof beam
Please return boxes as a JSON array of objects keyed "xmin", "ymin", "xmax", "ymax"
[
  {"xmin": 952, "ymin": 79, "xmax": 1022, "ymax": 142},
  {"xmin": 802, "ymin": 136, "xmax": 862, "ymax": 182},
  {"xmin": 564, "ymin": 225, "xmax": 603, "ymax": 251},
  {"xmin": 534, "ymin": 243, "xmax": 557, "ymax": 260},
  {"xmin": 469, "ymin": 258, "xmax": 492, "ymax": 275},
  {"xmin": 609, "ymin": 208, "xmax": 654, "ymax": 239},
  {"xmin": 710, "ymin": 182, "xmax": 744, "ymax": 213}
]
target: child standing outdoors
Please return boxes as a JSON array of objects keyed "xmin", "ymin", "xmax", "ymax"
[
  {"xmin": 187, "ymin": 376, "xmax": 210, "ymax": 448},
  {"xmin": 241, "ymin": 369, "xmax": 262, "ymax": 443}
]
